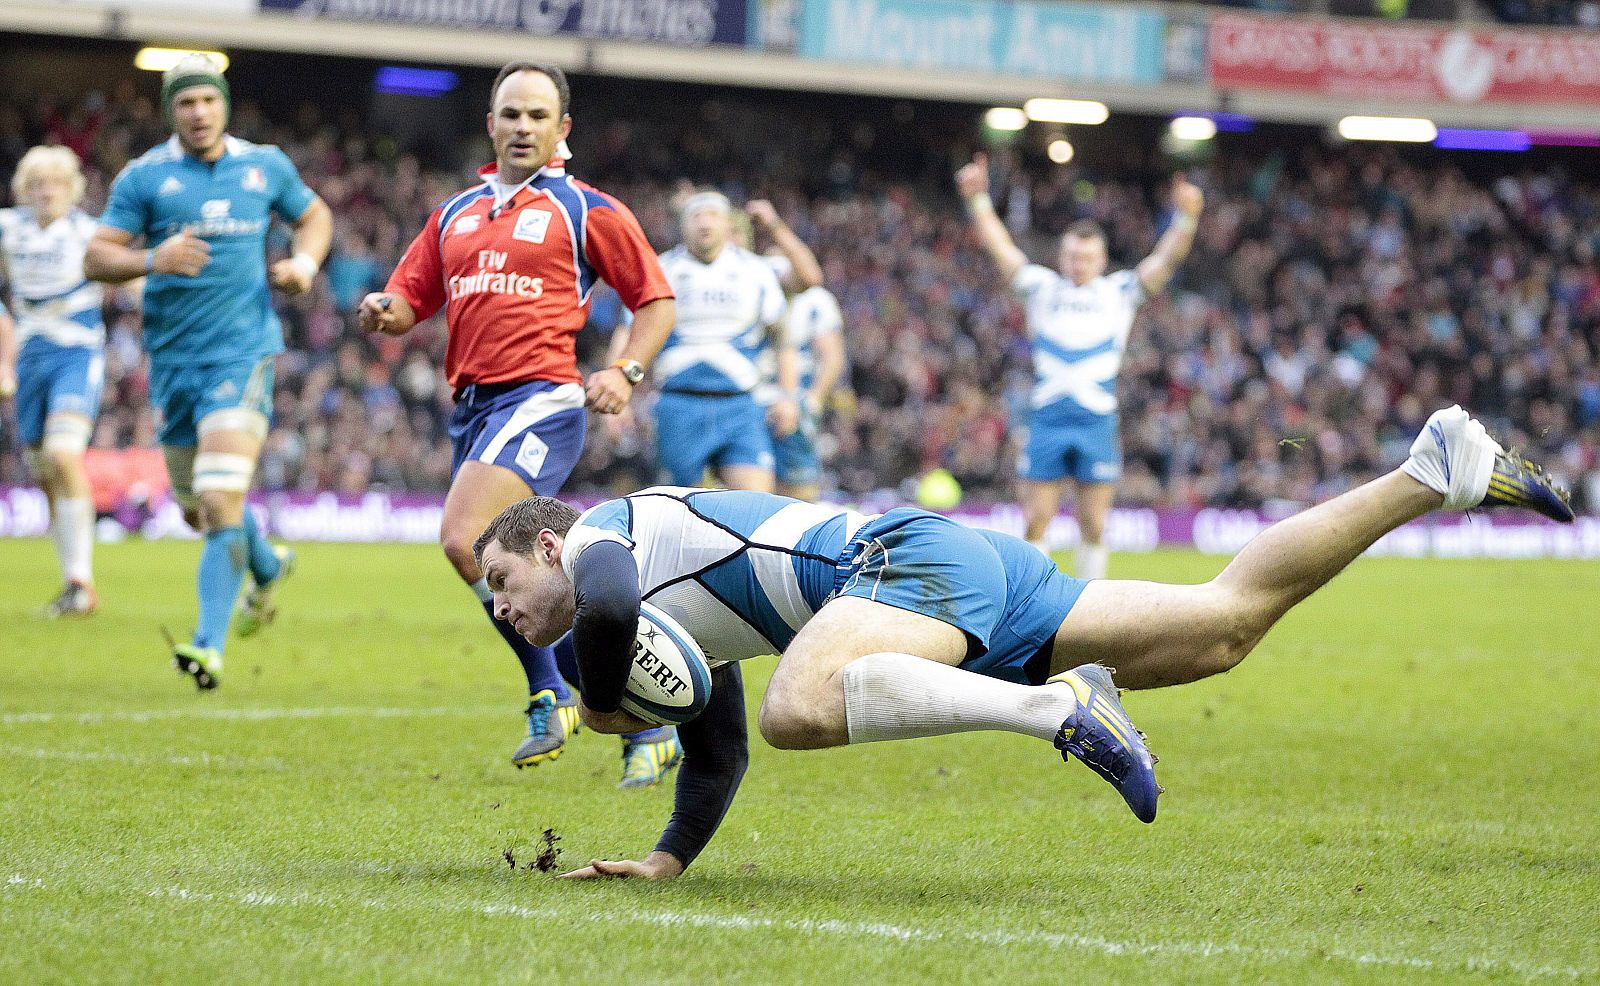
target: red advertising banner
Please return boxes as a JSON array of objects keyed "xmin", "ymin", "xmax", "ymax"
[{"xmin": 1208, "ymin": 12, "xmax": 1600, "ymax": 106}]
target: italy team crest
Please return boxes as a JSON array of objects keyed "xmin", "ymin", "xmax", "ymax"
[{"xmin": 242, "ymin": 166, "xmax": 266, "ymax": 192}]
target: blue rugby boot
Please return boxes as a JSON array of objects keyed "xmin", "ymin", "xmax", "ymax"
[
  {"xmin": 619, "ymin": 727, "xmax": 683, "ymax": 789},
  {"xmin": 1403, "ymin": 405, "xmax": 1574, "ymax": 523},
  {"xmin": 512, "ymin": 689, "xmax": 568, "ymax": 768},
  {"xmin": 1483, "ymin": 450, "xmax": 1575, "ymax": 523},
  {"xmin": 1049, "ymin": 664, "xmax": 1160, "ymax": 823}
]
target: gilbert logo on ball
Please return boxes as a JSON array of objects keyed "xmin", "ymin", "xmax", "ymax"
[{"xmin": 620, "ymin": 602, "xmax": 713, "ymax": 725}]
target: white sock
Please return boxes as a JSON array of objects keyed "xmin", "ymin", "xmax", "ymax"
[
  {"xmin": 841, "ymin": 652, "xmax": 1077, "ymax": 744},
  {"xmin": 1075, "ymin": 542, "xmax": 1109, "ymax": 580},
  {"xmin": 469, "ymin": 576, "xmax": 492, "ymax": 603},
  {"xmin": 54, "ymin": 496, "xmax": 94, "ymax": 585}
]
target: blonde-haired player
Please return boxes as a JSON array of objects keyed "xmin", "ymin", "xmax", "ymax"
[{"xmin": 0, "ymin": 146, "xmax": 105, "ymax": 616}]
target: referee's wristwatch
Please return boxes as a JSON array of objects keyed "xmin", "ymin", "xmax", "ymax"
[{"xmin": 610, "ymin": 358, "xmax": 646, "ymax": 386}]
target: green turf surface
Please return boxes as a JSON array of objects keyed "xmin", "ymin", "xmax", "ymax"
[{"xmin": 2, "ymin": 536, "xmax": 1597, "ymax": 984}]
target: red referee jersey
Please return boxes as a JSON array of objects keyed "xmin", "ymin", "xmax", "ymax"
[{"xmin": 386, "ymin": 162, "xmax": 672, "ymax": 389}]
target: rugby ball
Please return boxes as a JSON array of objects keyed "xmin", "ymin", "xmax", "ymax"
[{"xmin": 619, "ymin": 602, "xmax": 713, "ymax": 725}]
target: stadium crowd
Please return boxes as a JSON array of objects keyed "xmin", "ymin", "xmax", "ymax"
[{"xmin": 2, "ymin": 81, "xmax": 1598, "ymax": 512}]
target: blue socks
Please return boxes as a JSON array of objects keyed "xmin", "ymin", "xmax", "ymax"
[
  {"xmin": 194, "ymin": 525, "xmax": 247, "ymax": 650},
  {"xmin": 241, "ymin": 508, "xmax": 282, "ymax": 585}
]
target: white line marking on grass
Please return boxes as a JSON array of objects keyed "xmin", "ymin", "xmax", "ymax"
[
  {"xmin": 0, "ymin": 706, "xmax": 502, "ymax": 726},
  {"xmin": 0, "ymin": 745, "xmax": 288, "ymax": 770},
  {"xmin": 6, "ymin": 874, "xmax": 1591, "ymax": 980}
]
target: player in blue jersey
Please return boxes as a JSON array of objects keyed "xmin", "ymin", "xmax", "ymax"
[
  {"xmin": 471, "ymin": 404, "xmax": 1572, "ymax": 877},
  {"xmin": 0, "ymin": 146, "xmax": 106, "ymax": 616},
  {"xmin": 747, "ymin": 199, "xmax": 845, "ymax": 502},
  {"xmin": 85, "ymin": 55, "xmax": 332, "ymax": 689},
  {"xmin": 958, "ymin": 153, "xmax": 1202, "ymax": 580},
  {"xmin": 613, "ymin": 191, "xmax": 799, "ymax": 492}
]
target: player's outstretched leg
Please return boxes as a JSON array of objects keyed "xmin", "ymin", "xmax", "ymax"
[
  {"xmin": 762, "ymin": 597, "xmax": 1162, "ymax": 821},
  {"xmin": 234, "ymin": 508, "xmax": 292, "ymax": 638},
  {"xmin": 1049, "ymin": 405, "xmax": 1574, "ymax": 691}
]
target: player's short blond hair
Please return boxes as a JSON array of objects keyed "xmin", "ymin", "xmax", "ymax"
[{"xmin": 11, "ymin": 145, "xmax": 86, "ymax": 207}]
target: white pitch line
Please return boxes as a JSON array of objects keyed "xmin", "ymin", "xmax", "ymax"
[
  {"xmin": 4, "ymin": 873, "xmax": 1590, "ymax": 981},
  {"xmin": 0, "ymin": 745, "xmax": 288, "ymax": 770},
  {"xmin": 0, "ymin": 706, "xmax": 503, "ymax": 726}
]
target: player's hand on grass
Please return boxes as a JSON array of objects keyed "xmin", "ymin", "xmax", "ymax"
[
  {"xmin": 767, "ymin": 396, "xmax": 800, "ymax": 438},
  {"xmin": 358, "ymin": 293, "xmax": 403, "ymax": 335},
  {"xmin": 558, "ymin": 851, "xmax": 684, "ymax": 881},
  {"xmin": 1172, "ymin": 176, "xmax": 1204, "ymax": 218},
  {"xmin": 955, "ymin": 152, "xmax": 990, "ymax": 201},
  {"xmin": 269, "ymin": 257, "xmax": 315, "ymax": 296},
  {"xmin": 585, "ymin": 368, "xmax": 633, "ymax": 415},
  {"xmin": 152, "ymin": 230, "xmax": 210, "ymax": 277}
]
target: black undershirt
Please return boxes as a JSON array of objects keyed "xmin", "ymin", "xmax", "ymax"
[
  {"xmin": 569, "ymin": 541, "xmax": 751, "ymax": 869},
  {"xmin": 569, "ymin": 539, "xmax": 640, "ymax": 713}
]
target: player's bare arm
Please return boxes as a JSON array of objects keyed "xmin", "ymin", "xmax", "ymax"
[
  {"xmin": 0, "ymin": 308, "xmax": 17, "ymax": 399},
  {"xmin": 808, "ymin": 329, "xmax": 846, "ymax": 414},
  {"xmin": 955, "ymin": 152, "xmax": 1027, "ymax": 283},
  {"xmin": 767, "ymin": 322, "xmax": 802, "ymax": 438},
  {"xmin": 268, "ymin": 195, "xmax": 333, "ymax": 296},
  {"xmin": 747, "ymin": 199, "xmax": 823, "ymax": 291},
  {"xmin": 84, "ymin": 225, "xmax": 210, "ymax": 283},
  {"xmin": 1135, "ymin": 177, "xmax": 1204, "ymax": 295},
  {"xmin": 586, "ymin": 296, "xmax": 674, "ymax": 415},
  {"xmin": 357, "ymin": 292, "xmax": 417, "ymax": 336}
]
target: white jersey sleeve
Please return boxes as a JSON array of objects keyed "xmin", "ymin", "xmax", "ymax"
[{"xmin": 1010, "ymin": 263, "xmax": 1058, "ymax": 307}]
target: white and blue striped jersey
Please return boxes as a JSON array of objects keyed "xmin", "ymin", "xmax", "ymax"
[
  {"xmin": 756, "ymin": 284, "xmax": 842, "ymax": 405},
  {"xmin": 0, "ymin": 207, "xmax": 104, "ymax": 348},
  {"xmin": 1012, "ymin": 264, "xmax": 1144, "ymax": 418},
  {"xmin": 562, "ymin": 487, "xmax": 871, "ymax": 664},
  {"xmin": 654, "ymin": 245, "xmax": 785, "ymax": 395}
]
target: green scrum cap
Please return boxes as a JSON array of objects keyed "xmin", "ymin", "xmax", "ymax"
[{"xmin": 161, "ymin": 54, "xmax": 230, "ymax": 124}]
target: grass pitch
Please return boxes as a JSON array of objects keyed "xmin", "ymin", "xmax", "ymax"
[{"xmin": 1, "ymin": 536, "xmax": 1597, "ymax": 984}]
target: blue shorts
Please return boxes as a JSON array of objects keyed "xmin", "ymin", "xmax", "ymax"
[
  {"xmin": 1019, "ymin": 411, "xmax": 1121, "ymax": 484},
  {"xmin": 149, "ymin": 355, "xmax": 275, "ymax": 447},
  {"xmin": 448, "ymin": 380, "xmax": 587, "ymax": 494},
  {"xmin": 14, "ymin": 338, "xmax": 104, "ymax": 445},
  {"xmin": 834, "ymin": 509, "xmax": 1088, "ymax": 684},
  {"xmin": 772, "ymin": 418, "xmax": 819, "ymax": 487},
  {"xmin": 655, "ymin": 391, "xmax": 774, "ymax": 487}
]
